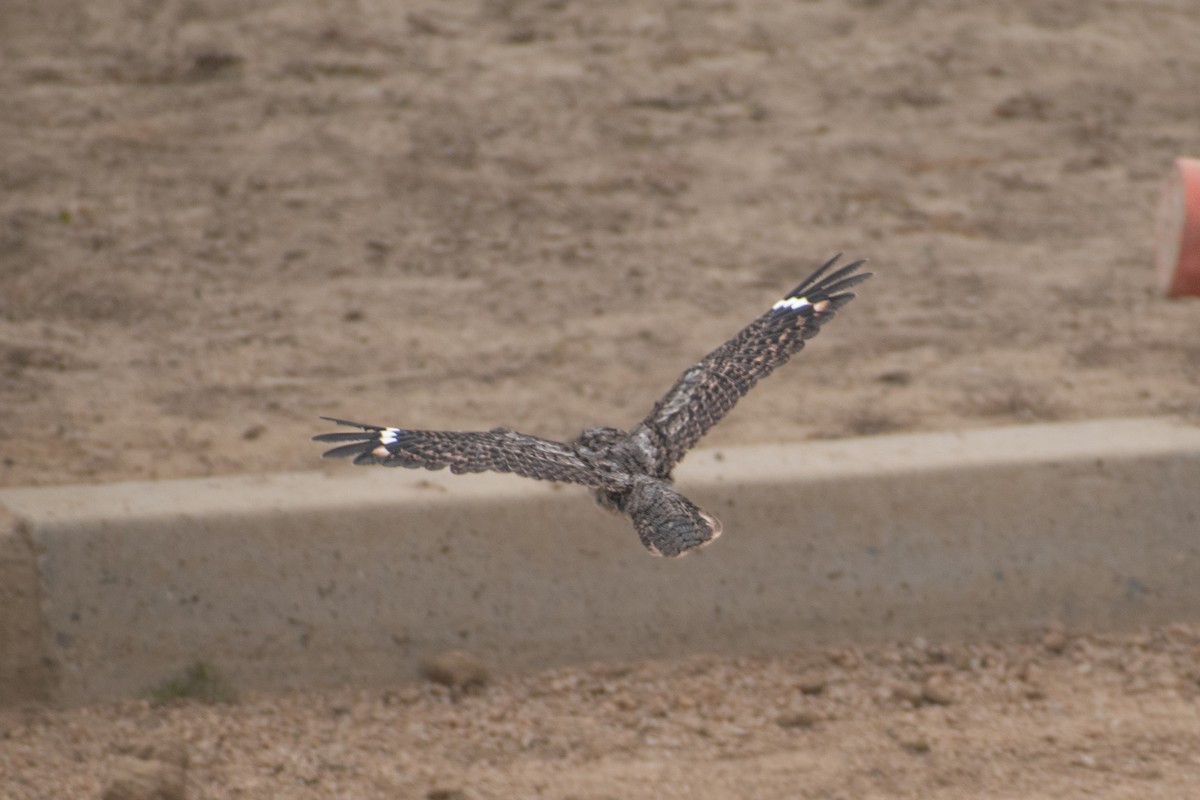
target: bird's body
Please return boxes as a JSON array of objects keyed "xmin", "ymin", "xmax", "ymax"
[{"xmin": 315, "ymin": 254, "xmax": 871, "ymax": 556}]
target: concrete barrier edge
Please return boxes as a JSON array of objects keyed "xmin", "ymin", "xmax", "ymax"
[{"xmin": 2, "ymin": 417, "xmax": 1199, "ymax": 706}]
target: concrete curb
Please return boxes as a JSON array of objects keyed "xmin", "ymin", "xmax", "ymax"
[{"xmin": 2, "ymin": 417, "xmax": 1199, "ymax": 706}]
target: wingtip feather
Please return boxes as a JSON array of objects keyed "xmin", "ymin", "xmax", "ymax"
[{"xmin": 781, "ymin": 255, "xmax": 871, "ymax": 305}]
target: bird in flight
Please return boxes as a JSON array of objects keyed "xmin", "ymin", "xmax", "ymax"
[{"xmin": 315, "ymin": 254, "xmax": 871, "ymax": 557}]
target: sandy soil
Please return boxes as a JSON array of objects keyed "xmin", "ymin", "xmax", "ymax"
[
  {"xmin": 3, "ymin": 1, "xmax": 1200, "ymax": 797},
  {"xmin": 4, "ymin": 0, "xmax": 1200, "ymax": 488},
  {"xmin": 3, "ymin": 626, "xmax": 1200, "ymax": 799}
]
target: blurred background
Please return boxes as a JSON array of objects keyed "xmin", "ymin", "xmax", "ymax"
[{"xmin": 1, "ymin": 0, "xmax": 1199, "ymax": 489}]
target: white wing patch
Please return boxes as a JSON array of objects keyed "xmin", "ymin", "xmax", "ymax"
[
  {"xmin": 772, "ymin": 296, "xmax": 831, "ymax": 313},
  {"xmin": 772, "ymin": 296, "xmax": 811, "ymax": 311},
  {"xmin": 372, "ymin": 427, "xmax": 402, "ymax": 457}
]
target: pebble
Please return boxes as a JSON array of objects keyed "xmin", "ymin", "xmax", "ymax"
[
  {"xmin": 130, "ymin": 740, "xmax": 189, "ymax": 771},
  {"xmin": 102, "ymin": 755, "xmax": 187, "ymax": 800},
  {"xmin": 899, "ymin": 735, "xmax": 932, "ymax": 755},
  {"xmin": 241, "ymin": 424, "xmax": 266, "ymax": 441},
  {"xmin": 383, "ymin": 685, "xmax": 424, "ymax": 705},
  {"xmin": 795, "ymin": 671, "xmax": 827, "ymax": 696},
  {"xmin": 921, "ymin": 675, "xmax": 956, "ymax": 706},
  {"xmin": 1042, "ymin": 626, "xmax": 1068, "ymax": 654},
  {"xmin": 891, "ymin": 681, "xmax": 924, "ymax": 705},
  {"xmin": 419, "ymin": 650, "xmax": 489, "ymax": 691},
  {"xmin": 777, "ymin": 709, "xmax": 820, "ymax": 730},
  {"xmin": 889, "ymin": 725, "xmax": 932, "ymax": 754}
]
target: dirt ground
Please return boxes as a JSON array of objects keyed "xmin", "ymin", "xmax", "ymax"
[
  {"xmin": 4, "ymin": 0, "xmax": 1200, "ymax": 488},
  {"xmin": 3, "ymin": 626, "xmax": 1200, "ymax": 799},
  {"xmin": 3, "ymin": 0, "xmax": 1200, "ymax": 797}
]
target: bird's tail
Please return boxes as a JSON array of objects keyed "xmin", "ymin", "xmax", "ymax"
[{"xmin": 624, "ymin": 477, "xmax": 722, "ymax": 557}]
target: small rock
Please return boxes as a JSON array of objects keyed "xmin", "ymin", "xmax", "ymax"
[
  {"xmin": 899, "ymin": 735, "xmax": 931, "ymax": 754},
  {"xmin": 828, "ymin": 648, "xmax": 861, "ymax": 670},
  {"xmin": 383, "ymin": 685, "xmax": 423, "ymax": 705},
  {"xmin": 419, "ymin": 650, "xmax": 489, "ymax": 691},
  {"xmin": 1017, "ymin": 662, "xmax": 1047, "ymax": 699},
  {"xmin": 102, "ymin": 756, "xmax": 186, "ymax": 800},
  {"xmin": 426, "ymin": 789, "xmax": 465, "ymax": 800},
  {"xmin": 890, "ymin": 681, "xmax": 924, "ymax": 705},
  {"xmin": 187, "ymin": 48, "xmax": 243, "ymax": 80},
  {"xmin": 1042, "ymin": 625, "xmax": 1068, "ymax": 654},
  {"xmin": 888, "ymin": 725, "xmax": 932, "ymax": 754},
  {"xmin": 670, "ymin": 693, "xmax": 696, "ymax": 710},
  {"xmin": 795, "ymin": 670, "xmax": 827, "ymax": 695},
  {"xmin": 921, "ymin": 676, "xmax": 955, "ymax": 706},
  {"xmin": 992, "ymin": 91, "xmax": 1049, "ymax": 120},
  {"xmin": 612, "ymin": 692, "xmax": 639, "ymax": 711},
  {"xmin": 130, "ymin": 740, "xmax": 189, "ymax": 771},
  {"xmin": 241, "ymin": 424, "xmax": 266, "ymax": 441},
  {"xmin": 777, "ymin": 709, "xmax": 820, "ymax": 730},
  {"xmin": 877, "ymin": 369, "xmax": 912, "ymax": 386}
]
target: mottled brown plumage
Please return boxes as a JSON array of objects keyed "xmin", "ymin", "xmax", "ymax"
[{"xmin": 315, "ymin": 254, "xmax": 870, "ymax": 556}]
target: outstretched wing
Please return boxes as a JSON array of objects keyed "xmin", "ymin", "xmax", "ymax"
[
  {"xmin": 635, "ymin": 254, "xmax": 870, "ymax": 475},
  {"xmin": 313, "ymin": 417, "xmax": 601, "ymax": 486}
]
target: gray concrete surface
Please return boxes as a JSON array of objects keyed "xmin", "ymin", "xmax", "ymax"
[{"xmin": 2, "ymin": 417, "xmax": 1199, "ymax": 707}]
